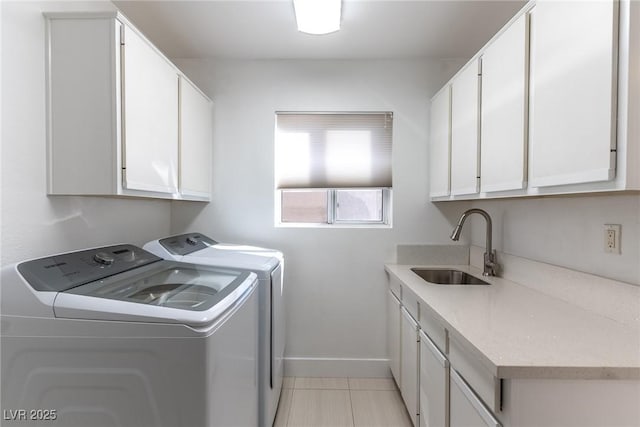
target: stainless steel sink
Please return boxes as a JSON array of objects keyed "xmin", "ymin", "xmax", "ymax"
[{"xmin": 411, "ymin": 268, "xmax": 490, "ymax": 285}]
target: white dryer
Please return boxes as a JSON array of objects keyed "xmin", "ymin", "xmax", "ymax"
[
  {"xmin": 1, "ymin": 244, "xmax": 259, "ymax": 427},
  {"xmin": 144, "ymin": 233, "xmax": 285, "ymax": 427}
]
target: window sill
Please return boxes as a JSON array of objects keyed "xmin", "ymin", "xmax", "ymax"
[{"xmin": 274, "ymin": 222, "xmax": 392, "ymax": 229}]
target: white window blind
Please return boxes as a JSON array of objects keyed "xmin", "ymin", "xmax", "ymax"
[{"xmin": 275, "ymin": 112, "xmax": 393, "ymax": 189}]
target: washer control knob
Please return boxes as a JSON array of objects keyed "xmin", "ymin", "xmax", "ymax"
[
  {"xmin": 93, "ymin": 252, "xmax": 115, "ymax": 266},
  {"xmin": 186, "ymin": 236, "xmax": 199, "ymax": 246}
]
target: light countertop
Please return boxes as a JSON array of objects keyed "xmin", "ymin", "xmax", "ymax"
[{"xmin": 385, "ymin": 263, "xmax": 640, "ymax": 380}]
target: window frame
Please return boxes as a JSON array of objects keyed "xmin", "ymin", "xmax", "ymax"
[
  {"xmin": 275, "ymin": 188, "xmax": 392, "ymax": 228},
  {"xmin": 274, "ymin": 111, "xmax": 393, "ymax": 228}
]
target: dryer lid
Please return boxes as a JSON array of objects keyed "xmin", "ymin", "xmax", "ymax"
[
  {"xmin": 183, "ymin": 246, "xmax": 280, "ymax": 274},
  {"xmin": 151, "ymin": 233, "xmax": 281, "ymax": 274}
]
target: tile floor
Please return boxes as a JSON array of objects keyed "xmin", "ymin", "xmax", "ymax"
[{"xmin": 274, "ymin": 377, "xmax": 413, "ymax": 427}]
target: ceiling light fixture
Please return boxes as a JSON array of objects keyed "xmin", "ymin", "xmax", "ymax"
[{"xmin": 293, "ymin": 0, "xmax": 342, "ymax": 35}]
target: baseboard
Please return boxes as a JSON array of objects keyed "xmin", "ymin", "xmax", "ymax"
[{"xmin": 284, "ymin": 357, "xmax": 391, "ymax": 378}]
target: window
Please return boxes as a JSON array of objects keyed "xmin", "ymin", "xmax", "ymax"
[{"xmin": 275, "ymin": 112, "xmax": 393, "ymax": 226}]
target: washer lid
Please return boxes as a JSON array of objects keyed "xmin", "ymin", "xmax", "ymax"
[
  {"xmin": 54, "ymin": 261, "xmax": 257, "ymax": 327},
  {"xmin": 64, "ymin": 261, "xmax": 248, "ymax": 311}
]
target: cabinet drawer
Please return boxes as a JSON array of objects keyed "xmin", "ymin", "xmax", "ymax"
[
  {"xmin": 389, "ymin": 276, "xmax": 402, "ymax": 299},
  {"xmin": 449, "ymin": 336, "xmax": 500, "ymax": 413},
  {"xmin": 419, "ymin": 308, "xmax": 447, "ymax": 354},
  {"xmin": 401, "ymin": 286, "xmax": 420, "ymax": 322},
  {"xmin": 450, "ymin": 369, "xmax": 501, "ymax": 427}
]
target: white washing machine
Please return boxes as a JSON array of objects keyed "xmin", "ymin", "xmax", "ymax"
[
  {"xmin": 144, "ymin": 233, "xmax": 285, "ymax": 427},
  {"xmin": 0, "ymin": 244, "xmax": 259, "ymax": 427}
]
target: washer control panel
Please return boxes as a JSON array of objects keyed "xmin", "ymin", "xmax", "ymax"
[
  {"xmin": 93, "ymin": 251, "xmax": 115, "ymax": 266},
  {"xmin": 17, "ymin": 244, "xmax": 162, "ymax": 292},
  {"xmin": 159, "ymin": 233, "xmax": 217, "ymax": 256}
]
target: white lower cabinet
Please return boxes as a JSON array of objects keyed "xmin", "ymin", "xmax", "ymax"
[
  {"xmin": 387, "ymin": 275, "xmax": 639, "ymax": 427},
  {"xmin": 419, "ymin": 330, "xmax": 449, "ymax": 427},
  {"xmin": 388, "ymin": 290, "xmax": 402, "ymax": 387},
  {"xmin": 450, "ymin": 370, "xmax": 501, "ymax": 427},
  {"xmin": 401, "ymin": 307, "xmax": 420, "ymax": 427},
  {"xmin": 389, "ymin": 280, "xmax": 500, "ymax": 427}
]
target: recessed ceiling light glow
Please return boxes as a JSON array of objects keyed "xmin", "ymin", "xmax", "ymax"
[{"xmin": 293, "ymin": 0, "xmax": 341, "ymax": 35}]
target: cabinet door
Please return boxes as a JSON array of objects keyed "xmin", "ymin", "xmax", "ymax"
[
  {"xmin": 419, "ymin": 330, "xmax": 448, "ymax": 427},
  {"xmin": 529, "ymin": 1, "xmax": 618, "ymax": 187},
  {"xmin": 47, "ymin": 17, "xmax": 120, "ymax": 195},
  {"xmin": 388, "ymin": 290, "xmax": 402, "ymax": 387},
  {"xmin": 122, "ymin": 24, "xmax": 179, "ymax": 194},
  {"xmin": 401, "ymin": 307, "xmax": 420, "ymax": 427},
  {"xmin": 481, "ymin": 14, "xmax": 529, "ymax": 193},
  {"xmin": 180, "ymin": 77, "xmax": 212, "ymax": 199},
  {"xmin": 450, "ymin": 370, "xmax": 501, "ymax": 427},
  {"xmin": 430, "ymin": 87, "xmax": 451, "ymax": 197},
  {"xmin": 451, "ymin": 59, "xmax": 481, "ymax": 195}
]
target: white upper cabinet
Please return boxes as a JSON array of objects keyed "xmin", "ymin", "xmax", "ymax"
[
  {"xmin": 179, "ymin": 77, "xmax": 213, "ymax": 200},
  {"xmin": 47, "ymin": 15, "xmax": 120, "ymax": 196},
  {"xmin": 46, "ymin": 12, "xmax": 211, "ymax": 201},
  {"xmin": 430, "ymin": 0, "xmax": 640, "ymax": 200},
  {"xmin": 429, "ymin": 87, "xmax": 451, "ymax": 197},
  {"xmin": 450, "ymin": 59, "xmax": 481, "ymax": 196},
  {"xmin": 480, "ymin": 14, "xmax": 529, "ymax": 193},
  {"xmin": 529, "ymin": 0, "xmax": 618, "ymax": 187},
  {"xmin": 122, "ymin": 24, "xmax": 179, "ymax": 194}
]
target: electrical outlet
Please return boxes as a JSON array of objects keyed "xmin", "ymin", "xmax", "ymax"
[{"xmin": 604, "ymin": 224, "xmax": 621, "ymax": 254}]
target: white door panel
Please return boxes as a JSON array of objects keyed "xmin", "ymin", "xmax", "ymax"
[{"xmin": 123, "ymin": 25, "xmax": 178, "ymax": 194}]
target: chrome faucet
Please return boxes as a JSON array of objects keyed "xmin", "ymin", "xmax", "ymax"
[{"xmin": 450, "ymin": 208, "xmax": 498, "ymax": 276}]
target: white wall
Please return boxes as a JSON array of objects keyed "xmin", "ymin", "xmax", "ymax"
[
  {"xmin": 170, "ymin": 58, "xmax": 640, "ymax": 376},
  {"xmin": 3, "ymin": 0, "xmax": 636, "ymax": 381},
  {"xmin": 1, "ymin": 1, "xmax": 172, "ymax": 266},
  {"xmin": 467, "ymin": 194, "xmax": 640, "ymax": 285},
  {"xmin": 170, "ymin": 58, "xmax": 467, "ymax": 375}
]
